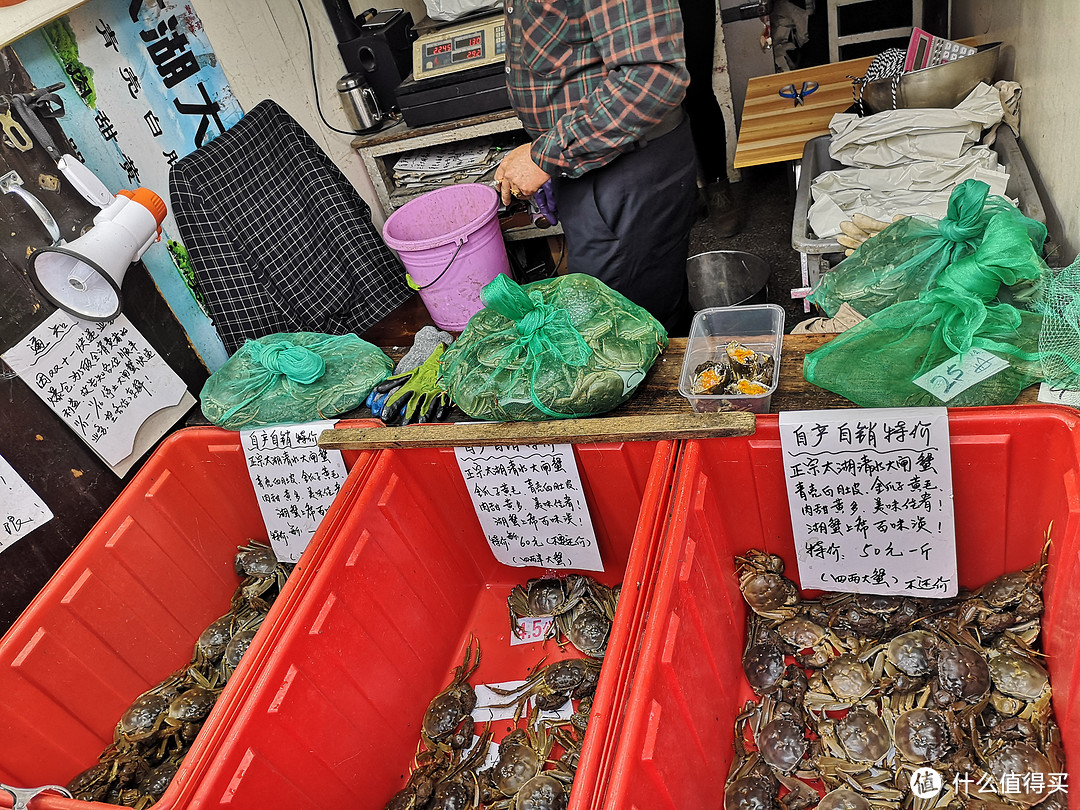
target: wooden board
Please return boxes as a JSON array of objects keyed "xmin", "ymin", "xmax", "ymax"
[
  {"xmin": 355, "ymin": 300, "xmax": 1043, "ymax": 417},
  {"xmin": 734, "ymin": 54, "xmax": 879, "ymax": 169},
  {"xmin": 320, "ymin": 411, "xmax": 757, "ymax": 450},
  {"xmin": 733, "ymin": 39, "xmax": 981, "ymax": 169}
]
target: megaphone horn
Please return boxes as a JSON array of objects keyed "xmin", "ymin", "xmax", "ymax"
[{"xmin": 29, "ymin": 188, "xmax": 167, "ymax": 322}]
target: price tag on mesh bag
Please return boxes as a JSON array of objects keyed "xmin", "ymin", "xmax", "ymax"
[
  {"xmin": 779, "ymin": 408, "xmax": 957, "ymax": 597},
  {"xmin": 454, "ymin": 443, "xmax": 602, "ymax": 571},
  {"xmin": 1037, "ymin": 383, "xmax": 1080, "ymax": 406},
  {"xmin": 912, "ymin": 347, "xmax": 1010, "ymax": 402}
]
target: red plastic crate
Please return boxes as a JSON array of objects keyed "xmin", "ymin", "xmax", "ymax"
[
  {"xmin": 605, "ymin": 406, "xmax": 1080, "ymax": 809},
  {"xmin": 184, "ymin": 440, "xmax": 676, "ymax": 809},
  {"xmin": 0, "ymin": 423, "xmax": 378, "ymax": 810}
]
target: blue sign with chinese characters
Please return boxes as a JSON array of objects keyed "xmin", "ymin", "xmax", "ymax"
[{"xmin": 14, "ymin": 0, "xmax": 245, "ymax": 370}]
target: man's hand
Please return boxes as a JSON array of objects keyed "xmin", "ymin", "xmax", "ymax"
[{"xmin": 493, "ymin": 143, "xmax": 551, "ymax": 206}]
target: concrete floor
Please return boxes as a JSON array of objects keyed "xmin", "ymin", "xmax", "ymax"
[{"xmin": 689, "ymin": 160, "xmax": 812, "ymax": 332}]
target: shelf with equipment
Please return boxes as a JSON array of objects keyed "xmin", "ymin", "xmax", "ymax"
[{"xmin": 353, "ymin": 108, "xmax": 561, "ymax": 242}]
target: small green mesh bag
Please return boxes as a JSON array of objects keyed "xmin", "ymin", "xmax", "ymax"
[
  {"xmin": 440, "ymin": 273, "xmax": 668, "ymax": 421},
  {"xmin": 1039, "ymin": 259, "xmax": 1080, "ymax": 390},
  {"xmin": 804, "ymin": 208, "xmax": 1052, "ymax": 408},
  {"xmin": 810, "ymin": 180, "xmax": 1048, "ymax": 318},
  {"xmin": 200, "ymin": 332, "xmax": 393, "ymax": 430}
]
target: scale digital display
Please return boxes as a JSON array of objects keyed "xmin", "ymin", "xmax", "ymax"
[
  {"xmin": 423, "ymin": 31, "xmax": 486, "ymax": 70},
  {"xmin": 413, "ymin": 15, "xmax": 506, "ymax": 80}
]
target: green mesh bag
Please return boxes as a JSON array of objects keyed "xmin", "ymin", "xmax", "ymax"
[
  {"xmin": 810, "ymin": 180, "xmax": 1047, "ymax": 318},
  {"xmin": 200, "ymin": 332, "xmax": 393, "ymax": 430},
  {"xmin": 440, "ymin": 273, "xmax": 668, "ymax": 421},
  {"xmin": 804, "ymin": 209, "xmax": 1052, "ymax": 408},
  {"xmin": 1038, "ymin": 258, "xmax": 1080, "ymax": 390}
]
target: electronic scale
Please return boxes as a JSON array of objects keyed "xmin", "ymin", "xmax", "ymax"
[
  {"xmin": 397, "ymin": 12, "xmax": 512, "ymax": 127},
  {"xmin": 411, "ymin": 13, "xmax": 506, "ymax": 81}
]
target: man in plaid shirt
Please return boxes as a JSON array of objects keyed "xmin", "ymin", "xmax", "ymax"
[{"xmin": 493, "ymin": 0, "xmax": 698, "ymax": 334}]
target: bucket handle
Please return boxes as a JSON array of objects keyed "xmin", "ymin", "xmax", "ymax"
[{"xmin": 406, "ymin": 238, "xmax": 465, "ymax": 292}]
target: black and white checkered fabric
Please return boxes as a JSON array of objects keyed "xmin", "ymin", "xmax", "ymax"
[
  {"xmin": 169, "ymin": 100, "xmax": 411, "ymax": 355},
  {"xmin": 849, "ymin": 48, "xmax": 907, "ymax": 115}
]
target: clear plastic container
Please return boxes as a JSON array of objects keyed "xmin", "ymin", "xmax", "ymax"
[{"xmin": 678, "ymin": 304, "xmax": 785, "ymax": 413}]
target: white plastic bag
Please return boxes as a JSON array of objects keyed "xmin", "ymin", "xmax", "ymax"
[{"xmin": 424, "ymin": 0, "xmax": 501, "ymax": 22}]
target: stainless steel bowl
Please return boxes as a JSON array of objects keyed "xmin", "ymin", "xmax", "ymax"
[
  {"xmin": 862, "ymin": 42, "xmax": 1001, "ymax": 113},
  {"xmin": 686, "ymin": 251, "xmax": 771, "ymax": 311}
]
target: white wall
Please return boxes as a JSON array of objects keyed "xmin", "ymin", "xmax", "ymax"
[
  {"xmin": 952, "ymin": 0, "xmax": 1080, "ymax": 263},
  {"xmin": 193, "ymin": 0, "xmax": 427, "ymax": 228}
]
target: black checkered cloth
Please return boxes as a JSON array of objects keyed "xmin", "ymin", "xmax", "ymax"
[{"xmin": 169, "ymin": 100, "xmax": 411, "ymax": 355}]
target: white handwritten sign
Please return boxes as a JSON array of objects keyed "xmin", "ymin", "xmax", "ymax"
[
  {"xmin": 912, "ymin": 347, "xmax": 1010, "ymax": 402},
  {"xmin": 1038, "ymin": 383, "xmax": 1080, "ymax": 407},
  {"xmin": 1, "ymin": 312, "xmax": 188, "ymax": 465},
  {"xmin": 454, "ymin": 444, "xmax": 602, "ymax": 571},
  {"xmin": 0, "ymin": 454, "xmax": 53, "ymax": 549},
  {"xmin": 241, "ymin": 421, "xmax": 347, "ymax": 563},
  {"xmin": 779, "ymin": 408, "xmax": 957, "ymax": 597},
  {"xmin": 473, "ymin": 681, "xmax": 574, "ymax": 723}
]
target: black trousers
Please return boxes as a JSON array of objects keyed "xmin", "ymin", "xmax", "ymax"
[
  {"xmin": 679, "ymin": 0, "xmax": 727, "ymax": 184},
  {"xmin": 551, "ymin": 120, "xmax": 697, "ymax": 336}
]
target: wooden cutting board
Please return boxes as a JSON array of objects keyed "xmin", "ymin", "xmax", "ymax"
[{"xmin": 734, "ymin": 38, "xmax": 982, "ymax": 169}]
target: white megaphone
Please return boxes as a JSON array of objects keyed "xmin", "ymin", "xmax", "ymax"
[{"xmin": 28, "ymin": 188, "xmax": 167, "ymax": 322}]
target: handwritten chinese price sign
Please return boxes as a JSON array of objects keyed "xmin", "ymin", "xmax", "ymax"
[
  {"xmin": 779, "ymin": 408, "xmax": 957, "ymax": 597},
  {"xmin": 454, "ymin": 444, "xmax": 602, "ymax": 572},
  {"xmin": 241, "ymin": 421, "xmax": 347, "ymax": 563},
  {"xmin": 0, "ymin": 453, "xmax": 53, "ymax": 550},
  {"xmin": 1, "ymin": 311, "xmax": 188, "ymax": 466}
]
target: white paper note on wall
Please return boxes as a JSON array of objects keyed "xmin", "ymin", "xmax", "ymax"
[
  {"xmin": 779, "ymin": 408, "xmax": 958, "ymax": 597},
  {"xmin": 0, "ymin": 453, "xmax": 53, "ymax": 549},
  {"xmin": 1, "ymin": 312, "xmax": 188, "ymax": 466},
  {"xmin": 454, "ymin": 443, "xmax": 602, "ymax": 571},
  {"xmin": 241, "ymin": 421, "xmax": 348, "ymax": 563}
]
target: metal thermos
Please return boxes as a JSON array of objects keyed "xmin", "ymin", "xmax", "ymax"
[{"xmin": 337, "ymin": 73, "xmax": 388, "ymax": 133}]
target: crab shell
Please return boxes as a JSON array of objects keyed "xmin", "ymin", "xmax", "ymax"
[
  {"xmin": 886, "ymin": 630, "xmax": 938, "ymax": 677},
  {"xmin": 724, "ymin": 775, "xmax": 780, "ymax": 810},
  {"xmin": 743, "ymin": 642, "xmax": 786, "ymax": 695},
  {"xmin": 835, "ymin": 707, "xmax": 890, "ymax": 762},
  {"xmin": 892, "ymin": 708, "xmax": 954, "ymax": 763},
  {"xmin": 934, "ymin": 642, "xmax": 990, "ymax": 702},
  {"xmin": 988, "ymin": 742, "xmax": 1053, "ymax": 809},
  {"xmin": 987, "ymin": 652, "xmax": 1049, "ymax": 701},
  {"xmin": 756, "ymin": 717, "xmax": 808, "ymax": 773},
  {"xmin": 817, "ymin": 789, "xmax": 870, "ymax": 810}
]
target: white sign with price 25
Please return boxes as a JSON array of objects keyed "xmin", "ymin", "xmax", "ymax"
[{"xmin": 912, "ymin": 347, "xmax": 1010, "ymax": 402}]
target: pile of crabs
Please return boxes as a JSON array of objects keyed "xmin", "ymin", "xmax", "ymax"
[
  {"xmin": 66, "ymin": 540, "xmax": 291, "ymax": 807},
  {"xmin": 385, "ymin": 574, "xmax": 619, "ymax": 810},
  {"xmin": 730, "ymin": 539, "xmax": 1066, "ymax": 810}
]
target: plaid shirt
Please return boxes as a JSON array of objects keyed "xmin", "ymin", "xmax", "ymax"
[{"xmin": 505, "ymin": 0, "xmax": 689, "ymax": 178}]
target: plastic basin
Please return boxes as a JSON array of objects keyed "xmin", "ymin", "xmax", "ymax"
[
  {"xmin": 606, "ymin": 405, "xmax": 1080, "ymax": 809},
  {"xmin": 0, "ymin": 423, "xmax": 379, "ymax": 810},
  {"xmin": 185, "ymin": 441, "xmax": 677, "ymax": 809}
]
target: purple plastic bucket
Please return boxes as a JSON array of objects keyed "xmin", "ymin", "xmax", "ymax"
[{"xmin": 382, "ymin": 183, "xmax": 511, "ymax": 331}]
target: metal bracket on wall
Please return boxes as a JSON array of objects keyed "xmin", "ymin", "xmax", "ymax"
[{"xmin": 1, "ymin": 170, "xmax": 61, "ymax": 246}]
